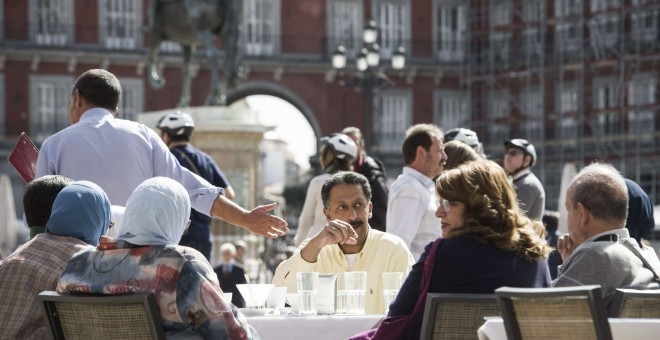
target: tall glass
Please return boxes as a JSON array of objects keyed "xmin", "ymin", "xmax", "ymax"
[
  {"xmin": 382, "ymin": 272, "xmax": 404, "ymax": 314},
  {"xmin": 337, "ymin": 271, "xmax": 367, "ymax": 315},
  {"xmin": 296, "ymin": 272, "xmax": 319, "ymax": 315}
]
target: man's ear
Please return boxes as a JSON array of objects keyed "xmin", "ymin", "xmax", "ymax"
[
  {"xmin": 322, "ymin": 207, "xmax": 332, "ymax": 222},
  {"xmin": 577, "ymin": 202, "xmax": 589, "ymax": 227},
  {"xmin": 416, "ymin": 145, "xmax": 426, "ymax": 160},
  {"xmin": 368, "ymin": 201, "xmax": 373, "ymax": 218}
]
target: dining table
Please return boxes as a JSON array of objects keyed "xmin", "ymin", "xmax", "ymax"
[
  {"xmin": 246, "ymin": 312, "xmax": 384, "ymax": 340},
  {"xmin": 477, "ymin": 317, "xmax": 660, "ymax": 340}
]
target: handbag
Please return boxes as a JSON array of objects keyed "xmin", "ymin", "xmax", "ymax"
[{"xmin": 349, "ymin": 238, "xmax": 443, "ymax": 340}]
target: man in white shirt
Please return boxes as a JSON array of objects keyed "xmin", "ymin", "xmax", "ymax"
[
  {"xmin": 36, "ymin": 69, "xmax": 287, "ymax": 238},
  {"xmin": 387, "ymin": 124, "xmax": 446, "ymax": 260}
]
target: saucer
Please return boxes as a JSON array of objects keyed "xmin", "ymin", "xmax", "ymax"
[{"xmin": 239, "ymin": 308, "xmax": 275, "ymax": 317}]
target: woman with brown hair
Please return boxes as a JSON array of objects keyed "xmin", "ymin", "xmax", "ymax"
[
  {"xmin": 386, "ymin": 160, "xmax": 551, "ymax": 339},
  {"xmin": 442, "ymin": 140, "xmax": 482, "ymax": 170}
]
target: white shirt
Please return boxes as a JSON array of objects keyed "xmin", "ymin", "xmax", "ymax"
[
  {"xmin": 36, "ymin": 108, "xmax": 222, "ymax": 216},
  {"xmin": 386, "ymin": 166, "xmax": 441, "ymax": 260}
]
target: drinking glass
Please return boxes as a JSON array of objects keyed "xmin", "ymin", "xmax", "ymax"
[
  {"xmin": 296, "ymin": 272, "xmax": 319, "ymax": 315},
  {"xmin": 382, "ymin": 272, "xmax": 404, "ymax": 314},
  {"xmin": 337, "ymin": 271, "xmax": 367, "ymax": 315}
]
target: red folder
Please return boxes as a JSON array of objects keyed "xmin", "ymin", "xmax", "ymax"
[{"xmin": 7, "ymin": 132, "xmax": 39, "ymax": 183}]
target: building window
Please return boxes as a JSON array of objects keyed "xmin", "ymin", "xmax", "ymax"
[
  {"xmin": 490, "ymin": 32, "xmax": 511, "ymax": 66},
  {"xmin": 490, "ymin": 0, "xmax": 512, "ymax": 27},
  {"xmin": 589, "ymin": 14, "xmax": 619, "ymax": 58},
  {"xmin": 521, "ymin": 87, "xmax": 543, "ymax": 141},
  {"xmin": 557, "ymin": 82, "xmax": 579, "ymax": 147},
  {"xmin": 488, "ymin": 90, "xmax": 510, "ymax": 143},
  {"xmin": 30, "ymin": 0, "xmax": 73, "ymax": 46},
  {"xmin": 591, "ymin": 0, "xmax": 620, "ymax": 12},
  {"xmin": 554, "ymin": 0, "xmax": 583, "ymax": 54},
  {"xmin": 627, "ymin": 75, "xmax": 657, "ymax": 143},
  {"xmin": 374, "ymin": 90, "xmax": 412, "ymax": 153},
  {"xmin": 374, "ymin": 0, "xmax": 410, "ymax": 58},
  {"xmin": 524, "ymin": 0, "xmax": 544, "ymax": 22},
  {"xmin": 29, "ymin": 75, "xmax": 74, "ymax": 140},
  {"xmin": 117, "ymin": 78, "xmax": 144, "ymax": 122},
  {"xmin": 160, "ymin": 41, "xmax": 182, "ymax": 53},
  {"xmin": 0, "ymin": 74, "xmax": 4, "ymax": 135},
  {"xmin": 632, "ymin": 0, "xmax": 659, "ymax": 44},
  {"xmin": 434, "ymin": 91, "xmax": 468, "ymax": 131},
  {"xmin": 523, "ymin": 1, "xmax": 545, "ymax": 57},
  {"xmin": 555, "ymin": 0, "xmax": 583, "ymax": 17},
  {"xmin": 327, "ymin": 0, "xmax": 363, "ymax": 59},
  {"xmin": 593, "ymin": 78, "xmax": 620, "ymax": 110},
  {"xmin": 433, "ymin": 0, "xmax": 467, "ymax": 62},
  {"xmin": 100, "ymin": 0, "xmax": 141, "ymax": 49},
  {"xmin": 243, "ymin": 0, "xmax": 280, "ymax": 56}
]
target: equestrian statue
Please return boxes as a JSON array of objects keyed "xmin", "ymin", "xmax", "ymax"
[{"xmin": 146, "ymin": 0, "xmax": 243, "ymax": 107}]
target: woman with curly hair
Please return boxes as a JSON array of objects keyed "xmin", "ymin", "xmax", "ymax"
[{"xmin": 387, "ymin": 160, "xmax": 551, "ymax": 339}]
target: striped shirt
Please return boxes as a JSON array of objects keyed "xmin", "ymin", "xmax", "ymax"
[{"xmin": 0, "ymin": 233, "xmax": 91, "ymax": 339}]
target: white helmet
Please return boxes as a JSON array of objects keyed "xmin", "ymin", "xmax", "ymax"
[
  {"xmin": 444, "ymin": 128, "xmax": 480, "ymax": 148},
  {"xmin": 320, "ymin": 133, "xmax": 358, "ymax": 160},
  {"xmin": 157, "ymin": 111, "xmax": 195, "ymax": 137}
]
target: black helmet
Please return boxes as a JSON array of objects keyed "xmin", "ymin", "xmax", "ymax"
[
  {"xmin": 156, "ymin": 111, "xmax": 195, "ymax": 137},
  {"xmin": 504, "ymin": 139, "xmax": 537, "ymax": 167}
]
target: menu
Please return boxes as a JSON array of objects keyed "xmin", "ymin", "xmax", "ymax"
[{"xmin": 7, "ymin": 132, "xmax": 39, "ymax": 183}]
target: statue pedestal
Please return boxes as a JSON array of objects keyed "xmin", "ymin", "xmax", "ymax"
[{"xmin": 139, "ymin": 106, "xmax": 272, "ymax": 265}]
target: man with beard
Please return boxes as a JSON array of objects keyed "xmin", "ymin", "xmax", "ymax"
[{"xmin": 273, "ymin": 172, "xmax": 414, "ymax": 314}]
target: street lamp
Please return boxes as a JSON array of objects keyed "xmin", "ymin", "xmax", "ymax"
[{"xmin": 331, "ymin": 20, "xmax": 406, "ymax": 154}]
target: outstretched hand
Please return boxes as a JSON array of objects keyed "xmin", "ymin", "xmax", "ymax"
[{"xmin": 242, "ymin": 202, "xmax": 289, "ymax": 238}]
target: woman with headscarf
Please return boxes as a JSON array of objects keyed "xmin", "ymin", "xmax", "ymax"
[
  {"xmin": 384, "ymin": 160, "xmax": 552, "ymax": 339},
  {"xmin": 58, "ymin": 177, "xmax": 257, "ymax": 340},
  {"xmin": 0, "ymin": 180, "xmax": 111, "ymax": 339}
]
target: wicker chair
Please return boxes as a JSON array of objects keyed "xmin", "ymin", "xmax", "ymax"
[
  {"xmin": 419, "ymin": 293, "xmax": 500, "ymax": 340},
  {"xmin": 495, "ymin": 285, "xmax": 612, "ymax": 340},
  {"xmin": 610, "ymin": 288, "xmax": 660, "ymax": 318},
  {"xmin": 38, "ymin": 291, "xmax": 165, "ymax": 340}
]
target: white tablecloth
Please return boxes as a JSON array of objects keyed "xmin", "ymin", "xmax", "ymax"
[
  {"xmin": 478, "ymin": 317, "xmax": 660, "ymax": 340},
  {"xmin": 247, "ymin": 314, "xmax": 384, "ymax": 340}
]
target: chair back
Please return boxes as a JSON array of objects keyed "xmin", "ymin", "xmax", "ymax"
[
  {"xmin": 420, "ymin": 293, "xmax": 499, "ymax": 340},
  {"xmin": 611, "ymin": 288, "xmax": 660, "ymax": 318},
  {"xmin": 38, "ymin": 291, "xmax": 165, "ymax": 340},
  {"xmin": 495, "ymin": 285, "xmax": 612, "ymax": 340}
]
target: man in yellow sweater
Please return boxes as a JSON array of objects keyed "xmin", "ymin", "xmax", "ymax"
[{"xmin": 273, "ymin": 172, "xmax": 414, "ymax": 314}]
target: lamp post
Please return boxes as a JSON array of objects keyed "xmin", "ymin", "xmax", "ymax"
[{"xmin": 331, "ymin": 19, "xmax": 406, "ymax": 154}]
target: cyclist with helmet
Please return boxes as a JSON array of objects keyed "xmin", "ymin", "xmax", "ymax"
[
  {"xmin": 503, "ymin": 138, "xmax": 545, "ymax": 220},
  {"xmin": 157, "ymin": 111, "xmax": 235, "ymax": 260},
  {"xmin": 444, "ymin": 127, "xmax": 486, "ymax": 158},
  {"xmin": 293, "ymin": 133, "xmax": 358, "ymax": 245},
  {"xmin": 342, "ymin": 126, "xmax": 389, "ymax": 232}
]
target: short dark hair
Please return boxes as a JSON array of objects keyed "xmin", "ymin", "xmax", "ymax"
[
  {"xmin": 321, "ymin": 171, "xmax": 371, "ymax": 208},
  {"xmin": 402, "ymin": 124, "xmax": 443, "ymax": 165},
  {"xmin": 23, "ymin": 175, "xmax": 73, "ymax": 227},
  {"xmin": 542, "ymin": 210, "xmax": 560, "ymax": 233},
  {"xmin": 73, "ymin": 69, "xmax": 122, "ymax": 111}
]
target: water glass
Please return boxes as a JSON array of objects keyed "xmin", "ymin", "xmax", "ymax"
[
  {"xmin": 337, "ymin": 271, "xmax": 367, "ymax": 315},
  {"xmin": 382, "ymin": 272, "xmax": 404, "ymax": 314},
  {"xmin": 296, "ymin": 272, "xmax": 319, "ymax": 315}
]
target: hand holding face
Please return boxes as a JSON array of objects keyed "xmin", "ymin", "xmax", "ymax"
[
  {"xmin": 556, "ymin": 234, "xmax": 575, "ymax": 262},
  {"xmin": 300, "ymin": 219, "xmax": 358, "ymax": 263}
]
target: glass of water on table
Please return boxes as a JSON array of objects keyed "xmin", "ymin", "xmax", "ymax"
[
  {"xmin": 296, "ymin": 272, "xmax": 319, "ymax": 315},
  {"xmin": 382, "ymin": 272, "xmax": 404, "ymax": 314}
]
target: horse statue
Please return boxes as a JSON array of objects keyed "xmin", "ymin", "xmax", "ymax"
[{"xmin": 146, "ymin": 0, "xmax": 243, "ymax": 107}]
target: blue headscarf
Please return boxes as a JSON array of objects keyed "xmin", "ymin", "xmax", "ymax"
[
  {"xmin": 46, "ymin": 181, "xmax": 111, "ymax": 246},
  {"xmin": 625, "ymin": 179, "xmax": 655, "ymax": 246},
  {"xmin": 118, "ymin": 177, "xmax": 191, "ymax": 246}
]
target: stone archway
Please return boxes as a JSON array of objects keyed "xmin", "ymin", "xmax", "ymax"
[{"xmin": 227, "ymin": 81, "xmax": 321, "ymax": 152}]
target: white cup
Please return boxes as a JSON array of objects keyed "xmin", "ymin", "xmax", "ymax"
[
  {"xmin": 296, "ymin": 272, "xmax": 319, "ymax": 315},
  {"xmin": 224, "ymin": 292, "xmax": 233, "ymax": 304},
  {"xmin": 266, "ymin": 287, "xmax": 287, "ymax": 309}
]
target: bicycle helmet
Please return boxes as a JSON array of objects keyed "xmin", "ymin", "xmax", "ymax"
[
  {"xmin": 444, "ymin": 128, "xmax": 480, "ymax": 148},
  {"xmin": 320, "ymin": 133, "xmax": 358, "ymax": 161},
  {"xmin": 156, "ymin": 111, "xmax": 195, "ymax": 137},
  {"xmin": 504, "ymin": 138, "xmax": 537, "ymax": 167}
]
